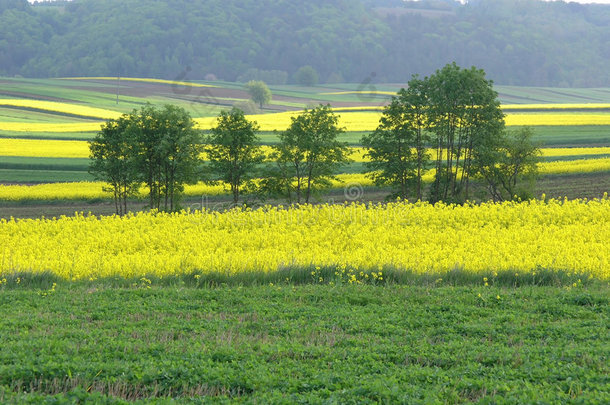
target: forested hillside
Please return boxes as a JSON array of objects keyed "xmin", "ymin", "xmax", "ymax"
[{"xmin": 1, "ymin": 0, "xmax": 608, "ymax": 86}]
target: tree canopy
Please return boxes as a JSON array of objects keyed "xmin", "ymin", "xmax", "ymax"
[
  {"xmin": 206, "ymin": 108, "xmax": 264, "ymax": 204},
  {"xmin": 361, "ymin": 76, "xmax": 430, "ymax": 201},
  {"xmin": 89, "ymin": 104, "xmax": 203, "ymax": 213},
  {"xmin": 271, "ymin": 104, "xmax": 350, "ymax": 204},
  {"xmin": 362, "ymin": 63, "xmax": 519, "ymax": 203},
  {"xmin": 89, "ymin": 115, "xmax": 139, "ymax": 216},
  {"xmin": 245, "ymin": 80, "xmax": 271, "ymax": 108}
]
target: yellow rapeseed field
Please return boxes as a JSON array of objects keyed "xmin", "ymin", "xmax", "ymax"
[
  {"xmin": 0, "ymin": 176, "xmax": 369, "ymax": 201},
  {"xmin": 2, "ymin": 137, "xmax": 609, "ymax": 161},
  {"xmin": 0, "ymin": 181, "xmax": 226, "ymax": 201},
  {"xmin": 61, "ymin": 77, "xmax": 216, "ymax": 88},
  {"xmin": 194, "ymin": 111, "xmax": 610, "ymax": 131},
  {"xmin": 0, "ymin": 138, "xmax": 91, "ymax": 158},
  {"xmin": 0, "ymin": 122, "xmax": 103, "ymax": 133},
  {"xmin": 1, "ymin": 107, "xmax": 608, "ymax": 133},
  {"xmin": 540, "ymin": 157, "xmax": 610, "ymax": 174},
  {"xmin": 540, "ymin": 147, "xmax": 610, "ymax": 157},
  {"xmin": 505, "ymin": 113, "xmax": 610, "ymax": 126},
  {"xmin": 348, "ymin": 147, "xmax": 610, "ymax": 162},
  {"xmin": 502, "ymin": 103, "xmax": 610, "ymax": 110},
  {"xmin": 197, "ymin": 112, "xmax": 384, "ymax": 132},
  {"xmin": 0, "ymin": 99, "xmax": 121, "ymax": 120},
  {"xmin": 0, "ymin": 198, "xmax": 607, "ymax": 280},
  {"xmin": 0, "ymin": 181, "xmax": 111, "ymax": 201}
]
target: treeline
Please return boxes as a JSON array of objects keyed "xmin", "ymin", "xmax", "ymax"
[
  {"xmin": 1, "ymin": 0, "xmax": 608, "ymax": 86},
  {"xmin": 90, "ymin": 64, "xmax": 540, "ymax": 215}
]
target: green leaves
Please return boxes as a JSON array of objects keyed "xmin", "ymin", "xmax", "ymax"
[
  {"xmin": 88, "ymin": 115, "xmax": 140, "ymax": 216},
  {"xmin": 206, "ymin": 108, "xmax": 264, "ymax": 203},
  {"xmin": 274, "ymin": 104, "xmax": 350, "ymax": 203},
  {"xmin": 0, "ymin": 284, "xmax": 608, "ymax": 403},
  {"xmin": 475, "ymin": 126, "xmax": 542, "ymax": 202},
  {"xmin": 426, "ymin": 63, "xmax": 506, "ymax": 203},
  {"xmin": 362, "ymin": 76, "xmax": 430, "ymax": 200},
  {"xmin": 245, "ymin": 80, "xmax": 271, "ymax": 109},
  {"xmin": 89, "ymin": 104, "xmax": 204, "ymax": 213}
]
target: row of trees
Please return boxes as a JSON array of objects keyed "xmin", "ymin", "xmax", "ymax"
[
  {"xmin": 205, "ymin": 104, "xmax": 351, "ymax": 205},
  {"xmin": 89, "ymin": 103, "xmax": 350, "ymax": 214},
  {"xmin": 90, "ymin": 64, "xmax": 540, "ymax": 214}
]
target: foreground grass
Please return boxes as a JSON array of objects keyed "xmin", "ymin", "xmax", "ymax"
[{"xmin": 0, "ymin": 283, "xmax": 607, "ymax": 404}]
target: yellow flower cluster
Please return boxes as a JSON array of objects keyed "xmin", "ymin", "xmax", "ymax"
[
  {"xmin": 0, "ymin": 99, "xmax": 121, "ymax": 120},
  {"xmin": 1, "ymin": 198, "xmax": 607, "ymax": 280}
]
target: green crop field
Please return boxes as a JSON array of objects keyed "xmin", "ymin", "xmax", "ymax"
[{"xmin": 0, "ymin": 281, "xmax": 607, "ymax": 404}]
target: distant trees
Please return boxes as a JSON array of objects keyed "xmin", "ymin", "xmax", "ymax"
[
  {"xmin": 232, "ymin": 100, "xmax": 259, "ymax": 114},
  {"xmin": 206, "ymin": 108, "xmax": 264, "ymax": 204},
  {"xmin": 294, "ymin": 66, "xmax": 319, "ymax": 87},
  {"xmin": 3, "ymin": 0, "xmax": 609, "ymax": 87},
  {"xmin": 237, "ymin": 68, "xmax": 288, "ymax": 85},
  {"xmin": 246, "ymin": 80, "xmax": 272, "ymax": 109},
  {"xmin": 89, "ymin": 104, "xmax": 204, "ymax": 214}
]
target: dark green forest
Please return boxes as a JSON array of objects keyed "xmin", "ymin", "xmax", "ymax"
[{"xmin": 1, "ymin": 0, "xmax": 608, "ymax": 86}]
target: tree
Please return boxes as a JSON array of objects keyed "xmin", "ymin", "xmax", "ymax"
[
  {"xmin": 206, "ymin": 108, "xmax": 264, "ymax": 204},
  {"xmin": 361, "ymin": 76, "xmax": 430, "ymax": 200},
  {"xmin": 245, "ymin": 80, "xmax": 271, "ymax": 109},
  {"xmin": 89, "ymin": 116, "xmax": 139, "ymax": 216},
  {"xmin": 156, "ymin": 105, "xmax": 204, "ymax": 212},
  {"xmin": 129, "ymin": 104, "xmax": 203, "ymax": 212},
  {"xmin": 272, "ymin": 104, "xmax": 350, "ymax": 204},
  {"xmin": 475, "ymin": 126, "xmax": 541, "ymax": 202},
  {"xmin": 294, "ymin": 65, "xmax": 319, "ymax": 87},
  {"xmin": 426, "ymin": 63, "xmax": 505, "ymax": 203}
]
